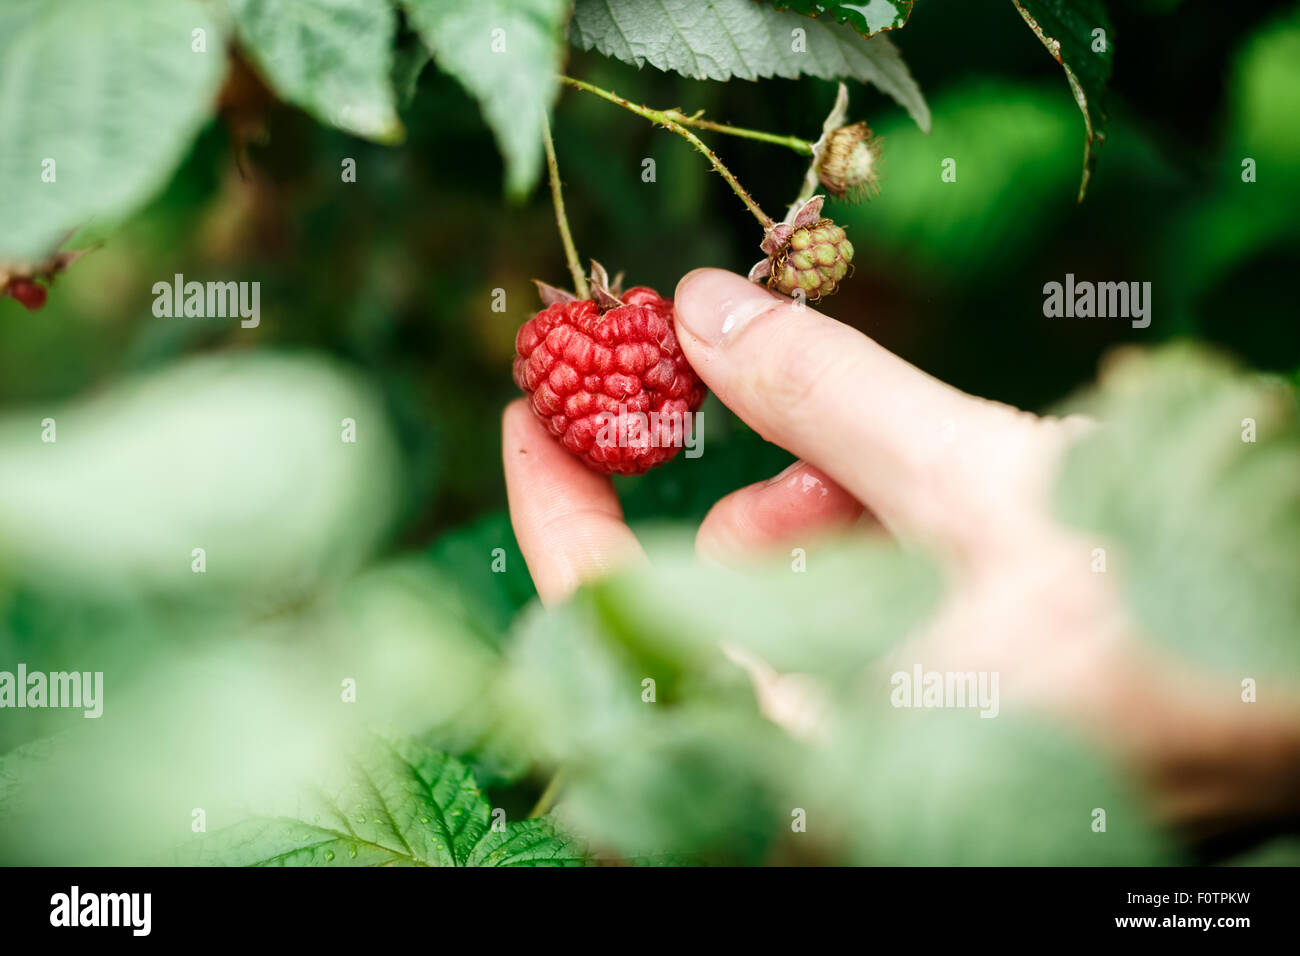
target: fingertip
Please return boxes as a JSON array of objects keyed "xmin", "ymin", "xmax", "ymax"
[
  {"xmin": 502, "ymin": 399, "xmax": 550, "ymax": 475},
  {"xmin": 673, "ymin": 268, "xmax": 785, "ymax": 348},
  {"xmin": 502, "ymin": 397, "xmax": 534, "ymax": 445},
  {"xmin": 672, "ymin": 266, "xmax": 729, "ymax": 302},
  {"xmin": 501, "ymin": 398, "xmax": 643, "ymax": 606},
  {"xmin": 669, "ymin": 267, "xmax": 1009, "ymax": 548}
]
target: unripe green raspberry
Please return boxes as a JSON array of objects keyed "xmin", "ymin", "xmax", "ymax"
[
  {"xmin": 747, "ymin": 196, "xmax": 853, "ymax": 302},
  {"xmin": 771, "ymin": 218, "xmax": 853, "ymax": 299}
]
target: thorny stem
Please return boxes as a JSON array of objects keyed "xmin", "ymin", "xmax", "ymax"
[
  {"xmin": 662, "ymin": 109, "xmax": 814, "ymax": 156},
  {"xmin": 528, "ymin": 767, "xmax": 568, "ymax": 819},
  {"xmin": 560, "ymin": 75, "xmax": 775, "ymax": 229},
  {"xmin": 542, "ymin": 111, "xmax": 589, "ymax": 299}
]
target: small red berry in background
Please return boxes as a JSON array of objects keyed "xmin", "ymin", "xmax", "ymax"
[
  {"xmin": 514, "ymin": 264, "xmax": 706, "ymax": 476},
  {"xmin": 5, "ymin": 278, "xmax": 48, "ymax": 311},
  {"xmin": 2, "ymin": 248, "xmax": 88, "ymax": 312}
]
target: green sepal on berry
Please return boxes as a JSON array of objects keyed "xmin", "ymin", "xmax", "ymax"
[{"xmin": 748, "ymin": 196, "xmax": 854, "ymax": 301}]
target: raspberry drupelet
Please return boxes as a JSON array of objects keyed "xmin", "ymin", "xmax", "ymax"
[{"xmin": 514, "ymin": 264, "xmax": 706, "ymax": 476}]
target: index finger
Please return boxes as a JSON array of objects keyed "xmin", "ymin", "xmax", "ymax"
[
  {"xmin": 502, "ymin": 399, "xmax": 645, "ymax": 606},
  {"xmin": 672, "ymin": 269, "xmax": 1035, "ymax": 546}
]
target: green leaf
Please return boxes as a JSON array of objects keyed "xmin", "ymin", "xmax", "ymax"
[
  {"xmin": 223, "ymin": 0, "xmax": 403, "ymax": 142},
  {"xmin": 313, "ymin": 558, "xmax": 503, "ymax": 732},
  {"xmin": 0, "ymin": 0, "xmax": 225, "ymax": 260},
  {"xmin": 0, "ymin": 354, "xmax": 404, "ymax": 601},
  {"xmin": 763, "ymin": 0, "xmax": 913, "ymax": 38},
  {"xmin": 426, "ymin": 511, "xmax": 537, "ymax": 640},
  {"xmin": 173, "ymin": 734, "xmax": 587, "ymax": 866},
  {"xmin": 592, "ymin": 534, "xmax": 941, "ymax": 684},
  {"xmin": 0, "ymin": 562, "xmax": 523, "ymax": 863},
  {"xmin": 401, "ymin": 0, "xmax": 571, "ymax": 198},
  {"xmin": 561, "ymin": 705, "xmax": 798, "ymax": 864},
  {"xmin": 0, "ymin": 735, "xmax": 63, "ymax": 814},
  {"xmin": 1011, "ymin": 0, "xmax": 1114, "ymax": 201},
  {"xmin": 501, "ymin": 578, "xmax": 798, "ymax": 863},
  {"xmin": 1055, "ymin": 346, "xmax": 1300, "ymax": 680},
  {"xmin": 570, "ymin": 0, "xmax": 930, "ymax": 132},
  {"xmin": 497, "ymin": 535, "xmax": 939, "ymax": 863},
  {"xmin": 391, "ymin": 31, "xmax": 432, "ymax": 108},
  {"xmin": 499, "ymin": 597, "xmax": 650, "ymax": 765},
  {"xmin": 812, "ymin": 706, "xmax": 1177, "ymax": 865},
  {"xmin": 306, "ymin": 554, "xmax": 530, "ymax": 787}
]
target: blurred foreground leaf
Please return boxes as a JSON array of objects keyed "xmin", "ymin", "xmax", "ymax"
[
  {"xmin": 811, "ymin": 705, "xmax": 1177, "ymax": 865},
  {"xmin": 499, "ymin": 534, "xmax": 928, "ymax": 862},
  {"xmin": 499, "ymin": 530, "xmax": 1174, "ymax": 864},
  {"xmin": 501, "ymin": 587, "xmax": 797, "ymax": 863},
  {"xmin": 593, "ymin": 534, "xmax": 942, "ymax": 683},
  {"xmin": 0, "ymin": 734, "xmax": 62, "ymax": 813},
  {"xmin": 0, "ymin": 0, "xmax": 225, "ymax": 260},
  {"xmin": 499, "ymin": 597, "xmax": 652, "ymax": 767},
  {"xmin": 559, "ymin": 704, "xmax": 796, "ymax": 864},
  {"xmin": 224, "ymin": 0, "xmax": 403, "ymax": 142},
  {"xmin": 0, "ymin": 553, "xmax": 519, "ymax": 863},
  {"xmin": 0, "ymin": 354, "xmax": 404, "ymax": 602},
  {"xmin": 1056, "ymin": 346, "xmax": 1300, "ymax": 679}
]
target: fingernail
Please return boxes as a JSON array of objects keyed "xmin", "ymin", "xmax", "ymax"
[
  {"xmin": 674, "ymin": 269, "xmax": 782, "ymax": 346},
  {"xmin": 766, "ymin": 459, "xmax": 805, "ymax": 486}
]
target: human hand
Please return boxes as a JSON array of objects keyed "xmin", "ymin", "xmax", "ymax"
[{"xmin": 503, "ymin": 268, "xmax": 1300, "ymax": 845}]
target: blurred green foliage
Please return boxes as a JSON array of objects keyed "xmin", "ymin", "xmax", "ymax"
[{"xmin": 1056, "ymin": 346, "xmax": 1300, "ymax": 680}]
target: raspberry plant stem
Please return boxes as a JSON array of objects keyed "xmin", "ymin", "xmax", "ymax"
[
  {"xmin": 661, "ymin": 109, "xmax": 814, "ymax": 156},
  {"xmin": 542, "ymin": 112, "xmax": 589, "ymax": 300},
  {"xmin": 528, "ymin": 767, "xmax": 568, "ymax": 819},
  {"xmin": 560, "ymin": 76, "xmax": 776, "ymax": 229}
]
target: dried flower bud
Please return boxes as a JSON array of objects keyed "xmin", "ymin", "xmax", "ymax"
[{"xmin": 817, "ymin": 122, "xmax": 880, "ymax": 201}]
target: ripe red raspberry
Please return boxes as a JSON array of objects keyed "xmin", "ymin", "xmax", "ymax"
[
  {"xmin": 6, "ymin": 278, "xmax": 47, "ymax": 311},
  {"xmin": 514, "ymin": 264, "xmax": 706, "ymax": 476}
]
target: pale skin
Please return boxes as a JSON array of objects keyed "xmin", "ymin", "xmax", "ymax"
[{"xmin": 504, "ymin": 267, "xmax": 1300, "ymax": 850}]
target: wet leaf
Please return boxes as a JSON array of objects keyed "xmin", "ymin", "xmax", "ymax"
[
  {"xmin": 763, "ymin": 0, "xmax": 913, "ymax": 38},
  {"xmin": 172, "ymin": 733, "xmax": 586, "ymax": 866}
]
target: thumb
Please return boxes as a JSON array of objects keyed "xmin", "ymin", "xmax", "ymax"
[{"xmin": 672, "ymin": 268, "xmax": 1019, "ymax": 540}]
